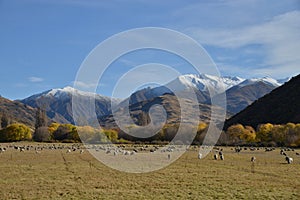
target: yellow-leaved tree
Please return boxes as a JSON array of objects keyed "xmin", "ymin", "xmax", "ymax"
[
  {"xmin": 0, "ymin": 123, "xmax": 32, "ymax": 142},
  {"xmin": 256, "ymin": 123, "xmax": 274, "ymax": 142}
]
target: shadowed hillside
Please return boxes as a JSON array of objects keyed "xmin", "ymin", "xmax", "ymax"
[
  {"xmin": 225, "ymin": 74, "xmax": 300, "ymax": 129},
  {"xmin": 0, "ymin": 96, "xmax": 37, "ymax": 127}
]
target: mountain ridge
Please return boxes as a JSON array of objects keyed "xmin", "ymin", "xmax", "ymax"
[
  {"xmin": 225, "ymin": 74, "xmax": 300, "ymax": 129},
  {"xmin": 0, "ymin": 73, "xmax": 290, "ymax": 128}
]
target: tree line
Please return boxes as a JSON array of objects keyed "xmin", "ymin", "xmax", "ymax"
[
  {"xmin": 223, "ymin": 123, "xmax": 300, "ymax": 147},
  {"xmin": 0, "ymin": 108, "xmax": 299, "ymax": 147},
  {"xmin": 0, "ymin": 109, "xmax": 118, "ymax": 143}
]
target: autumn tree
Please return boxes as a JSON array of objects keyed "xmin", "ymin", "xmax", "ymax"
[
  {"xmin": 256, "ymin": 123, "xmax": 273, "ymax": 142},
  {"xmin": 240, "ymin": 126, "xmax": 256, "ymax": 142},
  {"xmin": 194, "ymin": 122, "xmax": 208, "ymax": 144},
  {"xmin": 226, "ymin": 124, "xmax": 256, "ymax": 144},
  {"xmin": 0, "ymin": 123, "xmax": 32, "ymax": 142},
  {"xmin": 226, "ymin": 124, "xmax": 245, "ymax": 144},
  {"xmin": 48, "ymin": 122, "xmax": 60, "ymax": 135},
  {"xmin": 52, "ymin": 124, "xmax": 81, "ymax": 142},
  {"xmin": 102, "ymin": 129, "xmax": 118, "ymax": 143},
  {"xmin": 271, "ymin": 125, "xmax": 286, "ymax": 146}
]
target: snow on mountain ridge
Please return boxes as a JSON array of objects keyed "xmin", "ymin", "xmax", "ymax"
[
  {"xmin": 40, "ymin": 86, "xmax": 121, "ymax": 103},
  {"xmin": 166, "ymin": 74, "xmax": 245, "ymax": 93},
  {"xmin": 237, "ymin": 77, "xmax": 282, "ymax": 88}
]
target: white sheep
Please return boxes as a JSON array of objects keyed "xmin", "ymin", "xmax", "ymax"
[
  {"xmin": 220, "ymin": 154, "xmax": 224, "ymax": 160},
  {"xmin": 214, "ymin": 154, "xmax": 218, "ymax": 160},
  {"xmin": 198, "ymin": 153, "xmax": 202, "ymax": 159},
  {"xmin": 285, "ymin": 156, "xmax": 293, "ymax": 164}
]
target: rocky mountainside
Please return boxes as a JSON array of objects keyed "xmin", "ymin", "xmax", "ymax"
[
  {"xmin": 126, "ymin": 74, "xmax": 284, "ymax": 115},
  {"xmin": 223, "ymin": 79, "xmax": 280, "ymax": 114},
  {"xmin": 13, "ymin": 74, "xmax": 288, "ymax": 127},
  {"xmin": 0, "ymin": 96, "xmax": 37, "ymax": 127},
  {"xmin": 100, "ymin": 93, "xmax": 225, "ymax": 129},
  {"xmin": 20, "ymin": 86, "xmax": 120, "ymax": 124},
  {"xmin": 225, "ymin": 74, "xmax": 300, "ymax": 129}
]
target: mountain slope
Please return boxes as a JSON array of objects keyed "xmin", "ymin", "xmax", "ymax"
[
  {"xmin": 225, "ymin": 74, "xmax": 300, "ymax": 129},
  {"xmin": 225, "ymin": 80, "xmax": 278, "ymax": 114},
  {"xmin": 125, "ymin": 74, "xmax": 244, "ymax": 105},
  {"xmin": 0, "ymin": 96, "xmax": 37, "ymax": 127},
  {"xmin": 125, "ymin": 74, "xmax": 283, "ymax": 116},
  {"xmin": 20, "ymin": 86, "xmax": 119, "ymax": 124},
  {"xmin": 100, "ymin": 93, "xmax": 225, "ymax": 129}
]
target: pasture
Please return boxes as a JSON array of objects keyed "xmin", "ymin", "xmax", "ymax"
[{"xmin": 0, "ymin": 143, "xmax": 299, "ymax": 199}]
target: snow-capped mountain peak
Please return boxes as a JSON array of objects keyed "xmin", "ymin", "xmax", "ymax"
[
  {"xmin": 165, "ymin": 74, "xmax": 245, "ymax": 92},
  {"xmin": 237, "ymin": 77, "xmax": 282, "ymax": 88},
  {"xmin": 47, "ymin": 86, "xmax": 98, "ymax": 98}
]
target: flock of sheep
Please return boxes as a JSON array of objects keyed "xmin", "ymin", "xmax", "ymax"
[{"xmin": 0, "ymin": 143, "xmax": 298, "ymax": 164}]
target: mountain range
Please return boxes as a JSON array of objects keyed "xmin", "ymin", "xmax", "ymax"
[
  {"xmin": 126, "ymin": 74, "xmax": 285, "ymax": 115},
  {"xmin": 19, "ymin": 86, "xmax": 121, "ymax": 124},
  {"xmin": 225, "ymin": 74, "xmax": 300, "ymax": 129},
  {"xmin": 0, "ymin": 73, "xmax": 293, "ymax": 129}
]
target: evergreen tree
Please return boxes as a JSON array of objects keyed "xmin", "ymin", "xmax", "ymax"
[
  {"xmin": 1, "ymin": 112, "xmax": 9, "ymax": 129},
  {"xmin": 35, "ymin": 107, "xmax": 47, "ymax": 129},
  {"xmin": 33, "ymin": 107, "xmax": 48, "ymax": 142}
]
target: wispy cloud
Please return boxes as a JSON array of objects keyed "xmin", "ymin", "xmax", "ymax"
[
  {"xmin": 185, "ymin": 11, "xmax": 300, "ymax": 78},
  {"xmin": 28, "ymin": 76, "xmax": 44, "ymax": 82},
  {"xmin": 72, "ymin": 81, "xmax": 99, "ymax": 89}
]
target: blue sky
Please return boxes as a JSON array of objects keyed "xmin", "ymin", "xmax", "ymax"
[{"xmin": 0, "ymin": 0, "xmax": 299, "ymax": 100}]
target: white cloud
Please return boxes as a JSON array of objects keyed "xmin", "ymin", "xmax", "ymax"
[
  {"xmin": 28, "ymin": 76, "xmax": 44, "ymax": 82},
  {"xmin": 185, "ymin": 11, "xmax": 300, "ymax": 78},
  {"xmin": 72, "ymin": 81, "xmax": 99, "ymax": 89}
]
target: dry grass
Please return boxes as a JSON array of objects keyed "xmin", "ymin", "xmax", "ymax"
[{"xmin": 0, "ymin": 143, "xmax": 299, "ymax": 199}]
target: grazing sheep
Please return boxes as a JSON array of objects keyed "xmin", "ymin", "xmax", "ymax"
[
  {"xmin": 150, "ymin": 149, "xmax": 155, "ymax": 153},
  {"xmin": 235, "ymin": 147, "xmax": 242, "ymax": 153},
  {"xmin": 66, "ymin": 149, "xmax": 71, "ymax": 153},
  {"xmin": 198, "ymin": 153, "xmax": 202, "ymax": 160},
  {"xmin": 250, "ymin": 147, "xmax": 256, "ymax": 151},
  {"xmin": 280, "ymin": 149, "xmax": 284, "ymax": 155},
  {"xmin": 251, "ymin": 156, "xmax": 256, "ymax": 162},
  {"xmin": 296, "ymin": 152, "xmax": 299, "ymax": 156},
  {"xmin": 80, "ymin": 150, "xmax": 84, "ymax": 154},
  {"xmin": 220, "ymin": 154, "xmax": 224, "ymax": 160},
  {"xmin": 285, "ymin": 156, "xmax": 293, "ymax": 164},
  {"xmin": 214, "ymin": 154, "xmax": 218, "ymax": 160}
]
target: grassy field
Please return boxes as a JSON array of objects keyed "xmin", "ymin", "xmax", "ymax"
[{"xmin": 0, "ymin": 143, "xmax": 299, "ymax": 199}]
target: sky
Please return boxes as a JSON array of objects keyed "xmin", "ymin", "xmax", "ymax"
[{"xmin": 0, "ymin": 0, "xmax": 299, "ymax": 100}]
